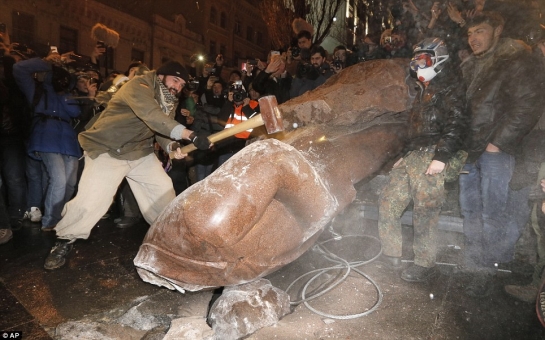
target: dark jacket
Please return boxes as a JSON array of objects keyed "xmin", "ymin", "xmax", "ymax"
[
  {"xmin": 252, "ymin": 70, "xmax": 292, "ymax": 104},
  {"xmin": 290, "ymin": 62, "xmax": 334, "ymax": 99},
  {"xmin": 461, "ymin": 38, "xmax": 545, "ymax": 162},
  {"xmin": 405, "ymin": 63, "xmax": 469, "ymax": 163}
]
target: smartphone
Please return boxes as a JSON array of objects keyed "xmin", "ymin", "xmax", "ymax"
[
  {"xmin": 241, "ymin": 62, "xmax": 247, "ymax": 72},
  {"xmin": 0, "ymin": 23, "xmax": 6, "ymax": 34},
  {"xmin": 271, "ymin": 51, "xmax": 281, "ymax": 63},
  {"xmin": 50, "ymin": 45, "xmax": 58, "ymax": 54}
]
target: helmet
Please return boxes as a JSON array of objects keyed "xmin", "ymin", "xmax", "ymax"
[{"xmin": 410, "ymin": 38, "xmax": 449, "ymax": 82}]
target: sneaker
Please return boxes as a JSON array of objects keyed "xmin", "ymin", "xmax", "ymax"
[
  {"xmin": 23, "ymin": 207, "xmax": 42, "ymax": 223},
  {"xmin": 504, "ymin": 284, "xmax": 539, "ymax": 303},
  {"xmin": 465, "ymin": 272, "xmax": 494, "ymax": 298},
  {"xmin": 0, "ymin": 229, "xmax": 13, "ymax": 245},
  {"xmin": 401, "ymin": 264, "xmax": 438, "ymax": 283},
  {"xmin": 44, "ymin": 241, "xmax": 73, "ymax": 270}
]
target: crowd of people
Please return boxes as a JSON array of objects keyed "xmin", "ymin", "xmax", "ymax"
[{"xmin": 0, "ymin": 0, "xmax": 544, "ymax": 316}]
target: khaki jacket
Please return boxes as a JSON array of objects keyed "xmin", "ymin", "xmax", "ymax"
[{"xmin": 80, "ymin": 71, "xmax": 183, "ymax": 160}]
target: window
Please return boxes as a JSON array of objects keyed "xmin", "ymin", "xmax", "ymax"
[
  {"xmin": 234, "ymin": 20, "xmax": 241, "ymax": 36},
  {"xmin": 256, "ymin": 31, "xmax": 263, "ymax": 45},
  {"xmin": 210, "ymin": 7, "xmax": 217, "ymax": 25},
  {"xmin": 11, "ymin": 11, "xmax": 34, "ymax": 46},
  {"xmin": 209, "ymin": 40, "xmax": 216, "ymax": 55},
  {"xmin": 131, "ymin": 48, "xmax": 144, "ymax": 64},
  {"xmin": 59, "ymin": 26, "xmax": 78, "ymax": 54},
  {"xmin": 220, "ymin": 12, "xmax": 227, "ymax": 29},
  {"xmin": 219, "ymin": 44, "xmax": 226, "ymax": 57},
  {"xmin": 246, "ymin": 26, "xmax": 254, "ymax": 42}
]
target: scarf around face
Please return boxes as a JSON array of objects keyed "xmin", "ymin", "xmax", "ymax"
[{"xmin": 157, "ymin": 76, "xmax": 178, "ymax": 114}]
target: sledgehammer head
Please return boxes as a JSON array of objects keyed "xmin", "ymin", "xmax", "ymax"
[{"xmin": 258, "ymin": 95, "xmax": 284, "ymax": 134}]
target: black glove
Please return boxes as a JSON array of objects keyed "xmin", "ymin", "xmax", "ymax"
[
  {"xmin": 170, "ymin": 142, "xmax": 182, "ymax": 152},
  {"xmin": 190, "ymin": 132, "xmax": 211, "ymax": 150}
]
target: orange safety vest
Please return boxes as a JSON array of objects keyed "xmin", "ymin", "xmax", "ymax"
[{"xmin": 225, "ymin": 100, "xmax": 259, "ymax": 139}]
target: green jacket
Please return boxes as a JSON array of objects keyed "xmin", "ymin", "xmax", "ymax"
[{"xmin": 80, "ymin": 71, "xmax": 183, "ymax": 160}]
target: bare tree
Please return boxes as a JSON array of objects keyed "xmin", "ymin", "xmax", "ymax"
[{"xmin": 259, "ymin": 0, "xmax": 343, "ymax": 49}]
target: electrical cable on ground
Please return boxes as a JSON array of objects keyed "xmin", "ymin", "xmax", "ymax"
[{"xmin": 285, "ymin": 232, "xmax": 385, "ymax": 320}]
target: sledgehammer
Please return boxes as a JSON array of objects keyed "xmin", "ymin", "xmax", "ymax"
[{"xmin": 169, "ymin": 95, "xmax": 283, "ymax": 158}]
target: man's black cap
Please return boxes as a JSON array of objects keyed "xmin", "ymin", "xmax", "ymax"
[{"xmin": 156, "ymin": 61, "xmax": 188, "ymax": 81}]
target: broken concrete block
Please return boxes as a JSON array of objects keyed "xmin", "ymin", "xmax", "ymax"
[{"xmin": 208, "ymin": 279, "xmax": 291, "ymax": 340}]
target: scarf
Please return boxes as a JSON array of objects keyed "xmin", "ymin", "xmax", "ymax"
[{"xmin": 157, "ymin": 76, "xmax": 178, "ymax": 114}]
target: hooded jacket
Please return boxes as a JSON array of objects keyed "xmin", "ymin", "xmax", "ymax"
[
  {"xmin": 79, "ymin": 70, "xmax": 184, "ymax": 160},
  {"xmin": 13, "ymin": 57, "xmax": 82, "ymax": 159},
  {"xmin": 461, "ymin": 38, "xmax": 545, "ymax": 162}
]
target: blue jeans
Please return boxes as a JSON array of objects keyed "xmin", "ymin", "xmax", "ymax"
[
  {"xmin": 26, "ymin": 156, "xmax": 47, "ymax": 209},
  {"xmin": 459, "ymin": 151, "xmax": 516, "ymax": 269},
  {"xmin": 39, "ymin": 152, "xmax": 78, "ymax": 227},
  {"xmin": 195, "ymin": 164, "xmax": 213, "ymax": 182}
]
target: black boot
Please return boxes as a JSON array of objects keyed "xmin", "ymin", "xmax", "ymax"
[
  {"xmin": 401, "ymin": 264, "xmax": 438, "ymax": 282},
  {"xmin": 116, "ymin": 216, "xmax": 142, "ymax": 229}
]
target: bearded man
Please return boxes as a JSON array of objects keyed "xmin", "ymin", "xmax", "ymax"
[{"xmin": 44, "ymin": 61, "xmax": 210, "ymax": 270}]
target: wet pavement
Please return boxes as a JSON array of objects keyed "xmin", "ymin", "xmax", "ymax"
[{"xmin": 1, "ymin": 184, "xmax": 545, "ymax": 339}]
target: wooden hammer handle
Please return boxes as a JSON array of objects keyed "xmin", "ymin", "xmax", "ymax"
[{"xmin": 169, "ymin": 114, "xmax": 264, "ymax": 158}]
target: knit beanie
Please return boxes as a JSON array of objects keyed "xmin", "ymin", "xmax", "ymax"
[{"xmin": 156, "ymin": 61, "xmax": 188, "ymax": 81}]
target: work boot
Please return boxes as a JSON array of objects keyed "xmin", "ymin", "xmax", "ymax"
[
  {"xmin": 376, "ymin": 254, "xmax": 404, "ymax": 270},
  {"xmin": 504, "ymin": 284, "xmax": 539, "ymax": 303},
  {"xmin": 116, "ymin": 216, "xmax": 141, "ymax": 229},
  {"xmin": 465, "ymin": 272, "xmax": 494, "ymax": 298},
  {"xmin": 401, "ymin": 264, "xmax": 438, "ymax": 283},
  {"xmin": 44, "ymin": 241, "xmax": 73, "ymax": 270}
]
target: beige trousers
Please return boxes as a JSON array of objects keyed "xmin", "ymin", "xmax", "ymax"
[{"xmin": 55, "ymin": 152, "xmax": 175, "ymax": 240}]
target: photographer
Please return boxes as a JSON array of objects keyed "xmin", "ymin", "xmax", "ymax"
[
  {"xmin": 13, "ymin": 49, "xmax": 83, "ymax": 231},
  {"xmin": 215, "ymin": 80, "xmax": 259, "ymax": 166},
  {"xmin": 197, "ymin": 54, "xmax": 225, "ymax": 97},
  {"xmin": 331, "ymin": 45, "xmax": 358, "ymax": 74},
  {"xmin": 251, "ymin": 51, "xmax": 291, "ymax": 104},
  {"xmin": 290, "ymin": 45, "xmax": 334, "ymax": 99}
]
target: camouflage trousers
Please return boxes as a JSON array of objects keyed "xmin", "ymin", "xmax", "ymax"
[{"xmin": 378, "ymin": 150, "xmax": 445, "ymax": 268}]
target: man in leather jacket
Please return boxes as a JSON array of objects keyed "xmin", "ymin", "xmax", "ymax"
[
  {"xmin": 378, "ymin": 38, "xmax": 468, "ymax": 282},
  {"xmin": 459, "ymin": 11, "xmax": 545, "ymax": 297}
]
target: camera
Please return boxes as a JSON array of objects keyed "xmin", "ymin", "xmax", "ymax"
[
  {"xmin": 186, "ymin": 78, "xmax": 200, "ymax": 91},
  {"xmin": 291, "ymin": 46, "xmax": 301, "ymax": 58},
  {"xmin": 247, "ymin": 59, "xmax": 258, "ymax": 66},
  {"xmin": 229, "ymin": 80, "xmax": 247, "ymax": 102},
  {"xmin": 206, "ymin": 67, "xmax": 217, "ymax": 76},
  {"xmin": 332, "ymin": 57, "xmax": 343, "ymax": 70},
  {"xmin": 296, "ymin": 62, "xmax": 316, "ymax": 79}
]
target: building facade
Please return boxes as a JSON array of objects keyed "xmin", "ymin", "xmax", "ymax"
[{"xmin": 0, "ymin": 0, "xmax": 271, "ymax": 74}]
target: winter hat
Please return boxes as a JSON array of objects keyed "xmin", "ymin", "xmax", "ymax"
[{"xmin": 156, "ymin": 61, "xmax": 188, "ymax": 81}]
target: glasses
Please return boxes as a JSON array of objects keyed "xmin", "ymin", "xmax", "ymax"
[{"xmin": 410, "ymin": 53, "xmax": 433, "ymax": 72}]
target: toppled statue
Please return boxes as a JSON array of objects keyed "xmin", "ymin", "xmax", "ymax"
[{"xmin": 133, "ymin": 59, "xmax": 412, "ymax": 292}]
